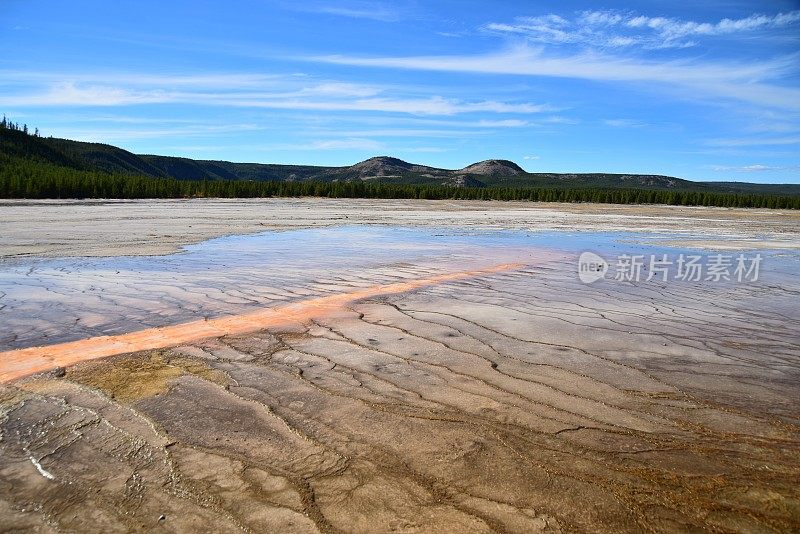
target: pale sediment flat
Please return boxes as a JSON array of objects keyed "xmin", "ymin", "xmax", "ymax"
[
  {"xmin": 0, "ymin": 201, "xmax": 798, "ymax": 533},
  {"xmin": 1, "ymin": 198, "xmax": 799, "ymax": 259}
]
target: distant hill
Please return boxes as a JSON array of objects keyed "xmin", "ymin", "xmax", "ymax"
[
  {"xmin": 457, "ymin": 159, "xmax": 525, "ymax": 176},
  {"xmin": 2, "ymin": 125, "xmax": 799, "ymax": 196}
]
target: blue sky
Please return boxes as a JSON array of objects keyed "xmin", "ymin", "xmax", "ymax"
[{"xmin": 1, "ymin": 1, "xmax": 799, "ymax": 183}]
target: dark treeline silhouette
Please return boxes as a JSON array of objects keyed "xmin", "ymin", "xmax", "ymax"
[
  {"xmin": 2, "ymin": 157, "xmax": 798, "ymax": 208},
  {"xmin": 2, "ymin": 117, "xmax": 798, "ymax": 208}
]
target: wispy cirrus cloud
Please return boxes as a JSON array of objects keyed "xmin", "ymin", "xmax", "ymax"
[
  {"xmin": 0, "ymin": 82, "xmax": 174, "ymax": 106},
  {"xmin": 706, "ymin": 135, "xmax": 800, "ymax": 147},
  {"xmin": 604, "ymin": 118, "xmax": 646, "ymax": 128},
  {"xmin": 625, "ymin": 10, "xmax": 800, "ymax": 46},
  {"xmin": 0, "ymin": 73, "xmax": 552, "ymax": 116},
  {"xmin": 310, "ymin": 44, "xmax": 787, "ymax": 83},
  {"xmin": 0, "ymin": 71, "xmax": 292, "ymax": 88},
  {"xmin": 52, "ymin": 123, "xmax": 264, "ymax": 143},
  {"xmin": 711, "ymin": 164, "xmax": 800, "ymax": 172},
  {"xmin": 205, "ymin": 138, "xmax": 388, "ymax": 153},
  {"xmin": 175, "ymin": 139, "xmax": 450, "ymax": 154},
  {"xmin": 285, "ymin": 1, "xmax": 401, "ymax": 22},
  {"xmin": 301, "ymin": 138, "xmax": 385, "ymax": 150},
  {"xmin": 484, "ymin": 10, "xmax": 800, "ymax": 49},
  {"xmin": 301, "ymin": 128, "xmax": 491, "ymax": 139},
  {"xmin": 308, "ymin": 44, "xmax": 800, "ymax": 111},
  {"xmin": 289, "ymin": 114, "xmax": 567, "ymax": 130},
  {"xmin": 235, "ymin": 96, "xmax": 549, "ymax": 115}
]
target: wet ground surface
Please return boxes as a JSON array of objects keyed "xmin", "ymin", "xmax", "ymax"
[
  {"xmin": 3, "ymin": 199, "xmax": 799, "ymax": 259},
  {"xmin": 1, "ymin": 219, "xmax": 799, "ymax": 532},
  {"xmin": 2, "ymin": 226, "xmax": 796, "ymax": 352},
  {"xmin": 1, "ymin": 226, "xmax": 551, "ymax": 351}
]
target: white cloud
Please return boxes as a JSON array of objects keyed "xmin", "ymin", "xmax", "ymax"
[
  {"xmin": 228, "ymin": 96, "xmax": 548, "ymax": 115},
  {"xmin": 475, "ymin": 119, "xmax": 529, "ymax": 127},
  {"xmin": 298, "ymin": 82, "xmax": 381, "ymax": 97},
  {"xmin": 523, "ymin": 155, "xmax": 540, "ymax": 160},
  {"xmin": 316, "ymin": 6, "xmax": 396, "ymax": 21},
  {"xmin": 604, "ymin": 119, "xmax": 645, "ymax": 128},
  {"xmin": 541, "ymin": 115, "xmax": 579, "ymax": 125},
  {"xmin": 0, "ymin": 71, "xmax": 289, "ymax": 88},
  {"xmin": 294, "ymin": 115, "xmax": 545, "ymax": 130},
  {"xmin": 0, "ymin": 82, "xmax": 175, "ymax": 106},
  {"xmin": 485, "ymin": 9, "xmax": 800, "ymax": 49},
  {"xmin": 288, "ymin": 1, "xmax": 400, "ymax": 22},
  {"xmin": 168, "ymin": 141, "xmax": 450, "ymax": 154},
  {"xmin": 308, "ymin": 44, "xmax": 800, "ymax": 111},
  {"xmin": 310, "ymin": 44, "xmax": 783, "ymax": 83},
  {"xmin": 608, "ymin": 36, "xmax": 635, "ymax": 47},
  {"xmin": 0, "ymin": 73, "xmax": 551, "ymax": 116},
  {"xmin": 627, "ymin": 11, "xmax": 800, "ymax": 40},
  {"xmin": 252, "ymin": 138, "xmax": 387, "ymax": 151},
  {"xmin": 706, "ymin": 136, "xmax": 800, "ymax": 147},
  {"xmin": 56, "ymin": 123, "xmax": 263, "ymax": 142},
  {"xmin": 307, "ymin": 138, "xmax": 385, "ymax": 150},
  {"xmin": 302, "ymin": 128, "xmax": 490, "ymax": 138},
  {"xmin": 711, "ymin": 164, "xmax": 799, "ymax": 172},
  {"xmin": 486, "ymin": 15, "xmax": 572, "ymax": 43},
  {"xmin": 580, "ymin": 11, "xmax": 624, "ymax": 26}
]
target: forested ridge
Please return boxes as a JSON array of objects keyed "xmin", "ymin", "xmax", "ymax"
[{"xmin": 2, "ymin": 118, "xmax": 798, "ymax": 208}]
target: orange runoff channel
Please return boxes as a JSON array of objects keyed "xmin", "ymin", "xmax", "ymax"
[{"xmin": 0, "ymin": 262, "xmax": 524, "ymax": 383}]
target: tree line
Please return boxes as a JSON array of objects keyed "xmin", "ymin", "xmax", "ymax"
[
  {"xmin": 2, "ymin": 156, "xmax": 799, "ymax": 208},
  {"xmin": 1, "ymin": 118, "xmax": 798, "ymax": 208},
  {"xmin": 1, "ymin": 115, "xmax": 39, "ymax": 137}
]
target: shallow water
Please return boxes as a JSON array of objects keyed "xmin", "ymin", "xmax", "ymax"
[{"xmin": 1, "ymin": 225, "xmax": 796, "ymax": 351}]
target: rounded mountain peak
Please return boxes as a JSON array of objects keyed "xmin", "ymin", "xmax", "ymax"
[
  {"xmin": 351, "ymin": 156, "xmax": 412, "ymax": 169},
  {"xmin": 457, "ymin": 159, "xmax": 524, "ymax": 176}
]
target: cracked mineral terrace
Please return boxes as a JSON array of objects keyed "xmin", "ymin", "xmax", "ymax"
[{"xmin": 0, "ymin": 199, "xmax": 798, "ymax": 533}]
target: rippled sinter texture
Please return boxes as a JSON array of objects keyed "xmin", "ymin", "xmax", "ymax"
[
  {"xmin": 1, "ymin": 239, "xmax": 798, "ymax": 532},
  {"xmin": 0, "ymin": 262, "xmax": 527, "ymax": 383},
  {"xmin": 1, "ymin": 226, "xmax": 713, "ymax": 353},
  {"xmin": 0, "ymin": 227, "xmax": 550, "ymax": 351}
]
